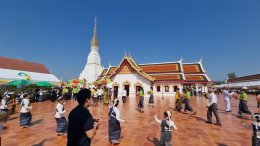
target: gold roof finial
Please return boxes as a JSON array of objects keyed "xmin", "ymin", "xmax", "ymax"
[{"xmin": 91, "ymin": 16, "xmax": 99, "ymax": 48}]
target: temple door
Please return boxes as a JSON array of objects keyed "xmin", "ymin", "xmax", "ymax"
[{"xmin": 124, "ymin": 85, "xmax": 130, "ymax": 96}]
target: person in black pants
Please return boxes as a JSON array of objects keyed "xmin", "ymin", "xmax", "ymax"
[{"xmin": 205, "ymin": 89, "xmax": 222, "ymax": 126}]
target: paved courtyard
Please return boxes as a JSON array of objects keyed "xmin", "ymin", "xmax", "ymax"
[{"xmin": 1, "ymin": 94, "xmax": 258, "ymax": 146}]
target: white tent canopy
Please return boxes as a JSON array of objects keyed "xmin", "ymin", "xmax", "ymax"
[
  {"xmin": 228, "ymin": 81, "xmax": 260, "ymax": 88},
  {"xmin": 214, "ymin": 81, "xmax": 260, "ymax": 88},
  {"xmin": 0, "ymin": 68, "xmax": 60, "ymax": 83}
]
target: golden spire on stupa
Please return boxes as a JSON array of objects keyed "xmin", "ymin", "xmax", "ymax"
[{"xmin": 91, "ymin": 16, "xmax": 99, "ymax": 48}]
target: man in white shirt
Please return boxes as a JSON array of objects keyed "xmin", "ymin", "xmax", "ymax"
[
  {"xmin": 223, "ymin": 87, "xmax": 233, "ymax": 112},
  {"xmin": 122, "ymin": 88, "xmax": 127, "ymax": 103},
  {"xmin": 205, "ymin": 89, "xmax": 222, "ymax": 126}
]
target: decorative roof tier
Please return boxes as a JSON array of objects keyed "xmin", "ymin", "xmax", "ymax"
[
  {"xmin": 182, "ymin": 63, "xmax": 204, "ymax": 74},
  {"xmin": 108, "ymin": 56, "xmax": 154, "ymax": 81},
  {"xmin": 100, "ymin": 69, "xmax": 108, "ymax": 77},
  {"xmin": 151, "ymin": 74, "xmax": 183, "ymax": 81},
  {"xmin": 139, "ymin": 63, "xmax": 181, "ymax": 73},
  {"xmin": 184, "ymin": 75, "xmax": 209, "ymax": 82},
  {"xmin": 100, "ymin": 56, "xmax": 210, "ymax": 83},
  {"xmin": 105, "ymin": 67, "xmax": 117, "ymax": 76}
]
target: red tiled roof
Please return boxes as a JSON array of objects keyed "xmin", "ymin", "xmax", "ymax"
[
  {"xmin": 185, "ymin": 75, "xmax": 208, "ymax": 82},
  {"xmin": 106, "ymin": 67, "xmax": 117, "ymax": 76},
  {"xmin": 140, "ymin": 63, "xmax": 181, "ymax": 73},
  {"xmin": 183, "ymin": 64, "xmax": 203, "ymax": 74},
  {"xmin": 0, "ymin": 57, "xmax": 50, "ymax": 74},
  {"xmin": 109, "ymin": 57, "xmax": 154, "ymax": 81},
  {"xmin": 100, "ymin": 56, "xmax": 210, "ymax": 83},
  {"xmin": 100, "ymin": 69, "xmax": 108, "ymax": 77},
  {"xmin": 227, "ymin": 74, "xmax": 260, "ymax": 83},
  {"xmin": 151, "ymin": 74, "xmax": 183, "ymax": 81}
]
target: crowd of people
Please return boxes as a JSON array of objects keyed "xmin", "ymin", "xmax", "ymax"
[{"xmin": 1, "ymin": 85, "xmax": 260, "ymax": 146}]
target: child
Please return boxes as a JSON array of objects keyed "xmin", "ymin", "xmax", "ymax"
[
  {"xmin": 20, "ymin": 94, "xmax": 33, "ymax": 128},
  {"xmin": 154, "ymin": 111, "xmax": 177, "ymax": 146},
  {"xmin": 55, "ymin": 96, "xmax": 67, "ymax": 135}
]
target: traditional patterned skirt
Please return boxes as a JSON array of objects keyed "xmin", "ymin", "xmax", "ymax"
[
  {"xmin": 160, "ymin": 131, "xmax": 172, "ymax": 146},
  {"xmin": 138, "ymin": 96, "xmax": 144, "ymax": 108},
  {"xmin": 239, "ymin": 100, "xmax": 251, "ymax": 114},
  {"xmin": 103, "ymin": 96, "xmax": 109, "ymax": 105},
  {"xmin": 148, "ymin": 94, "xmax": 154, "ymax": 104},
  {"xmin": 0, "ymin": 109, "xmax": 8, "ymax": 122},
  {"xmin": 55, "ymin": 117, "xmax": 68, "ymax": 133},
  {"xmin": 38, "ymin": 95, "xmax": 43, "ymax": 102},
  {"xmin": 109, "ymin": 117, "xmax": 121, "ymax": 143},
  {"xmin": 184, "ymin": 98, "xmax": 193, "ymax": 112},
  {"xmin": 20, "ymin": 112, "xmax": 32, "ymax": 126},
  {"xmin": 175, "ymin": 99, "xmax": 182, "ymax": 111}
]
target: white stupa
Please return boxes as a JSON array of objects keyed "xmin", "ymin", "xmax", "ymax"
[{"xmin": 79, "ymin": 18, "xmax": 103, "ymax": 83}]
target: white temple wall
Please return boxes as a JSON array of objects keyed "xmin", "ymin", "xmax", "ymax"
[
  {"xmin": 111, "ymin": 73, "xmax": 151, "ymax": 97},
  {"xmin": 153, "ymin": 82, "xmax": 182, "ymax": 96}
]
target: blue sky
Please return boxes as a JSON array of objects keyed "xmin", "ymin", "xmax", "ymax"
[{"xmin": 0, "ymin": 0, "xmax": 259, "ymax": 81}]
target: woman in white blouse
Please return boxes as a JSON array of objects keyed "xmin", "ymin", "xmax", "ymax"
[
  {"xmin": 108, "ymin": 99, "xmax": 126, "ymax": 145},
  {"xmin": 55, "ymin": 96, "xmax": 67, "ymax": 135},
  {"xmin": 20, "ymin": 94, "xmax": 33, "ymax": 128},
  {"xmin": 0, "ymin": 95, "xmax": 11, "ymax": 128}
]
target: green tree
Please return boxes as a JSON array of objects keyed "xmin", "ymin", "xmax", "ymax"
[
  {"xmin": 227, "ymin": 72, "xmax": 237, "ymax": 79},
  {"xmin": 214, "ymin": 81, "xmax": 225, "ymax": 85}
]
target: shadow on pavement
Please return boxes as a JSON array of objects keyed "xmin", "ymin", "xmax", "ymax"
[
  {"xmin": 32, "ymin": 139, "xmax": 46, "ymax": 146},
  {"xmin": 31, "ymin": 119, "xmax": 44, "ymax": 126},
  {"xmin": 147, "ymin": 137, "xmax": 161, "ymax": 146}
]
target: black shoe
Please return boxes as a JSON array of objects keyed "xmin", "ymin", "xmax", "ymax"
[
  {"xmin": 237, "ymin": 114, "xmax": 242, "ymax": 118},
  {"xmin": 205, "ymin": 121, "xmax": 212, "ymax": 124},
  {"xmin": 215, "ymin": 123, "xmax": 222, "ymax": 126},
  {"xmin": 226, "ymin": 110, "xmax": 232, "ymax": 112}
]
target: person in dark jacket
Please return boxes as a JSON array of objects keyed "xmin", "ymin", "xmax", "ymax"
[{"xmin": 67, "ymin": 89, "xmax": 100, "ymax": 146}]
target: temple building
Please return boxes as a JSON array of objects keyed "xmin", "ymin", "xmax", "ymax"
[
  {"xmin": 79, "ymin": 18, "xmax": 211, "ymax": 96},
  {"xmin": 0, "ymin": 57, "xmax": 60, "ymax": 84},
  {"xmin": 100, "ymin": 55, "xmax": 211, "ymax": 96},
  {"xmin": 79, "ymin": 17, "xmax": 103, "ymax": 83}
]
